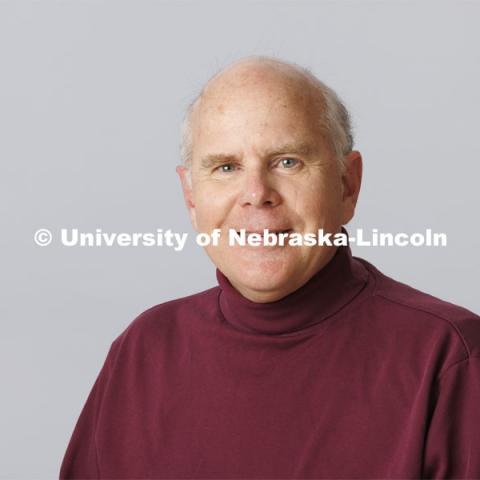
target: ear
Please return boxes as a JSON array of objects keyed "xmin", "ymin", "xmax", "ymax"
[
  {"xmin": 176, "ymin": 165, "xmax": 198, "ymax": 230},
  {"xmin": 340, "ymin": 150, "xmax": 363, "ymax": 225}
]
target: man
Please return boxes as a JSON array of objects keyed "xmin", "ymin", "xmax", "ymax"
[{"xmin": 60, "ymin": 56, "xmax": 480, "ymax": 479}]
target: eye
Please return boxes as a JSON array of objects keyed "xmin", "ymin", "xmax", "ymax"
[
  {"xmin": 278, "ymin": 157, "xmax": 300, "ymax": 169},
  {"xmin": 215, "ymin": 163, "xmax": 236, "ymax": 173}
]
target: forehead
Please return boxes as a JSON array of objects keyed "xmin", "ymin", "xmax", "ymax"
[{"xmin": 191, "ymin": 77, "xmax": 325, "ymax": 157}]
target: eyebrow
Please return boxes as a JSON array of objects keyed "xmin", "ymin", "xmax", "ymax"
[{"xmin": 199, "ymin": 142, "xmax": 317, "ymax": 170}]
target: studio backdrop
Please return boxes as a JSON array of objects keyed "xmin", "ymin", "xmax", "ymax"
[{"xmin": 0, "ymin": 0, "xmax": 479, "ymax": 477}]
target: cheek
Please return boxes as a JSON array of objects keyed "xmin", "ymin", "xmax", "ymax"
[
  {"xmin": 192, "ymin": 185, "xmax": 233, "ymax": 230},
  {"xmin": 297, "ymin": 182, "xmax": 343, "ymax": 227}
]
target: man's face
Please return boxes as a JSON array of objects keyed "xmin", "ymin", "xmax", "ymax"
[{"xmin": 177, "ymin": 71, "xmax": 360, "ymax": 302}]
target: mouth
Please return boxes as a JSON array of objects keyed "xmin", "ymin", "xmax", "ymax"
[{"xmin": 235, "ymin": 228, "xmax": 293, "ymax": 237}]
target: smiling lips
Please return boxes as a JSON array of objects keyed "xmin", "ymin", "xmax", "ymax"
[{"xmin": 236, "ymin": 228, "xmax": 293, "ymax": 236}]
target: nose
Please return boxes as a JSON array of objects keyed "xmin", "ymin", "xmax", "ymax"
[{"xmin": 237, "ymin": 168, "xmax": 281, "ymax": 208}]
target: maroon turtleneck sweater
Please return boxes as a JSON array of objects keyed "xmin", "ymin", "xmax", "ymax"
[{"xmin": 60, "ymin": 244, "xmax": 480, "ymax": 479}]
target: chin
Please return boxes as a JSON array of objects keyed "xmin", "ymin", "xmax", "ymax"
[{"xmin": 222, "ymin": 251, "xmax": 300, "ymax": 299}]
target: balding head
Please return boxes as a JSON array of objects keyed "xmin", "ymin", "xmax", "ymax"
[{"xmin": 180, "ymin": 56, "xmax": 353, "ymax": 183}]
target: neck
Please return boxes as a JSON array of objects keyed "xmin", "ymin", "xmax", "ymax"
[{"xmin": 216, "ymin": 241, "xmax": 369, "ymax": 336}]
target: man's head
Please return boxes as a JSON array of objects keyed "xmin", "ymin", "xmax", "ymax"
[{"xmin": 177, "ymin": 56, "xmax": 362, "ymax": 303}]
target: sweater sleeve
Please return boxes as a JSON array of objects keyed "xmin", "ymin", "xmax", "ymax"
[
  {"xmin": 59, "ymin": 342, "xmax": 116, "ymax": 479},
  {"xmin": 422, "ymin": 355, "xmax": 480, "ymax": 479}
]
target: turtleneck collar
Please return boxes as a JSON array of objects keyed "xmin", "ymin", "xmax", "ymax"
[{"xmin": 216, "ymin": 236, "xmax": 369, "ymax": 336}]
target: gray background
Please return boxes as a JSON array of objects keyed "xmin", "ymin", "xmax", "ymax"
[{"xmin": 1, "ymin": 0, "xmax": 479, "ymax": 477}]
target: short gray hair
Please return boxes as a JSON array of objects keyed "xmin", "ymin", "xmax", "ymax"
[{"xmin": 180, "ymin": 56, "xmax": 354, "ymax": 180}]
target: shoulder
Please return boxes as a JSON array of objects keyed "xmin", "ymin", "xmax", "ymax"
[
  {"xmin": 355, "ymin": 256, "xmax": 480, "ymax": 360},
  {"xmin": 107, "ymin": 285, "xmax": 220, "ymax": 362}
]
